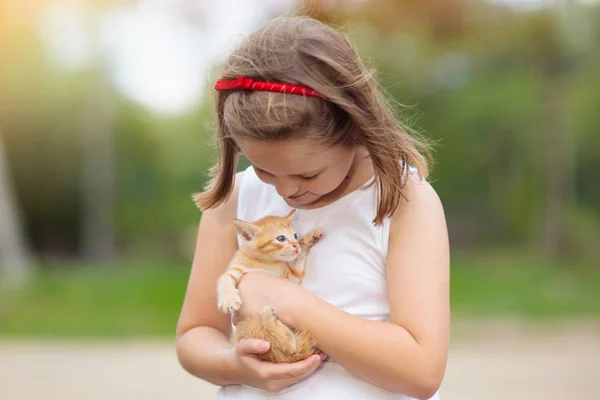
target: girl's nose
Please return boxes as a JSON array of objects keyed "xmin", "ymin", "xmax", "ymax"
[{"xmin": 275, "ymin": 179, "xmax": 299, "ymax": 198}]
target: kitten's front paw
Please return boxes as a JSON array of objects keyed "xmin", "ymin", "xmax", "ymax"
[
  {"xmin": 218, "ymin": 288, "xmax": 242, "ymax": 314},
  {"xmin": 308, "ymin": 227, "xmax": 324, "ymax": 245}
]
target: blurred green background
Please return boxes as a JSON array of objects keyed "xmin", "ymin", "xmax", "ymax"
[{"xmin": 1, "ymin": 0, "xmax": 599, "ymax": 339}]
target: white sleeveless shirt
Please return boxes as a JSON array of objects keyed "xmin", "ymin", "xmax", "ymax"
[{"xmin": 216, "ymin": 165, "xmax": 440, "ymax": 400}]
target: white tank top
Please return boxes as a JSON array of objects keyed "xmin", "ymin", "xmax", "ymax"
[{"xmin": 217, "ymin": 165, "xmax": 440, "ymax": 400}]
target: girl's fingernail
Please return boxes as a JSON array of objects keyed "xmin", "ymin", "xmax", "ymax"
[{"xmin": 258, "ymin": 342, "xmax": 269, "ymax": 351}]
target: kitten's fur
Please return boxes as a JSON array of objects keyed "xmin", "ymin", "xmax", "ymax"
[
  {"xmin": 235, "ymin": 306, "xmax": 318, "ymax": 363},
  {"xmin": 217, "ymin": 209, "xmax": 323, "ymax": 363}
]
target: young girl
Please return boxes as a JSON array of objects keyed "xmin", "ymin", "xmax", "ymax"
[{"xmin": 176, "ymin": 15, "xmax": 450, "ymax": 400}]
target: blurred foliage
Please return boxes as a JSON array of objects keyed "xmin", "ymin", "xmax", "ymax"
[
  {"xmin": 0, "ymin": 0, "xmax": 599, "ymax": 268},
  {"xmin": 0, "ymin": 260, "xmax": 189, "ymax": 337},
  {"xmin": 302, "ymin": 0, "xmax": 600, "ymax": 259},
  {"xmin": 0, "ymin": 255, "xmax": 598, "ymax": 337}
]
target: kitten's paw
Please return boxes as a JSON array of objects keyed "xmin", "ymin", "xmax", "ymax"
[
  {"xmin": 308, "ymin": 227, "xmax": 324, "ymax": 245},
  {"xmin": 218, "ymin": 288, "xmax": 242, "ymax": 314},
  {"xmin": 300, "ymin": 227, "xmax": 324, "ymax": 249}
]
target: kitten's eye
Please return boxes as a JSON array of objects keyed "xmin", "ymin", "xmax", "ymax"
[
  {"xmin": 276, "ymin": 235, "xmax": 286, "ymax": 242},
  {"xmin": 294, "ymin": 233, "xmax": 298, "ymax": 240}
]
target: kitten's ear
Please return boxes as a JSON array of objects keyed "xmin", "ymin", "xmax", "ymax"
[
  {"xmin": 285, "ymin": 209, "xmax": 296, "ymax": 220},
  {"xmin": 233, "ymin": 219, "xmax": 260, "ymax": 241}
]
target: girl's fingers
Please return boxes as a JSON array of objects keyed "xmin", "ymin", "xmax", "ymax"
[
  {"xmin": 236, "ymin": 338, "xmax": 271, "ymax": 355},
  {"xmin": 260, "ymin": 355, "xmax": 325, "ymax": 392},
  {"xmin": 284, "ymin": 358, "xmax": 323, "ymax": 382},
  {"xmin": 260, "ymin": 354, "xmax": 322, "ymax": 380}
]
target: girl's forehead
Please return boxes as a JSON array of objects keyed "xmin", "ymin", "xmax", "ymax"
[{"xmin": 237, "ymin": 137, "xmax": 349, "ymax": 174}]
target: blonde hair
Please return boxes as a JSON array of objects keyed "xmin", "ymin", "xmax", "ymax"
[{"xmin": 195, "ymin": 15, "xmax": 432, "ymax": 225}]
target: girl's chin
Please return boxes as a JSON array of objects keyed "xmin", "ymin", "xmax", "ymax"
[
  {"xmin": 285, "ymin": 193, "xmax": 322, "ymax": 207},
  {"xmin": 285, "ymin": 197, "xmax": 309, "ymax": 206}
]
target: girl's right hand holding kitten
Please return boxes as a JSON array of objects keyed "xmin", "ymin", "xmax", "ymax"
[{"xmin": 229, "ymin": 338, "xmax": 325, "ymax": 392}]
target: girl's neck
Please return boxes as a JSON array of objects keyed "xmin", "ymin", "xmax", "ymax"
[{"xmin": 303, "ymin": 147, "xmax": 374, "ymax": 210}]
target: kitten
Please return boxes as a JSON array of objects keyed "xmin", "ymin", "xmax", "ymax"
[
  {"xmin": 217, "ymin": 209, "xmax": 324, "ymax": 363},
  {"xmin": 235, "ymin": 306, "xmax": 318, "ymax": 363}
]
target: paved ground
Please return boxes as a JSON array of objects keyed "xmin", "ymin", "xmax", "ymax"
[{"xmin": 1, "ymin": 321, "xmax": 598, "ymax": 400}]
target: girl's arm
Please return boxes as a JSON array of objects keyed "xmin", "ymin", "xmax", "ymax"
[
  {"xmin": 237, "ymin": 177, "xmax": 450, "ymax": 399},
  {"xmin": 176, "ymin": 171, "xmax": 324, "ymax": 390},
  {"xmin": 175, "ymin": 172, "xmax": 243, "ymax": 385}
]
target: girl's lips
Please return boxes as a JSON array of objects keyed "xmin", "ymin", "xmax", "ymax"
[
  {"xmin": 287, "ymin": 192, "xmax": 307, "ymax": 200},
  {"xmin": 286, "ymin": 192, "xmax": 309, "ymax": 204}
]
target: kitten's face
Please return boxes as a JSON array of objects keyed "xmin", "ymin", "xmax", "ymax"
[
  {"xmin": 255, "ymin": 222, "xmax": 300, "ymax": 262},
  {"xmin": 234, "ymin": 211, "xmax": 301, "ymax": 262}
]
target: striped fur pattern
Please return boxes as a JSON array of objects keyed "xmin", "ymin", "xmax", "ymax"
[
  {"xmin": 217, "ymin": 209, "xmax": 323, "ymax": 314},
  {"xmin": 217, "ymin": 209, "xmax": 324, "ymax": 363},
  {"xmin": 235, "ymin": 306, "xmax": 318, "ymax": 363}
]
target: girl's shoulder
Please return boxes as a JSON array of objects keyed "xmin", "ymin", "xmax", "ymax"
[{"xmin": 390, "ymin": 173, "xmax": 444, "ymax": 236}]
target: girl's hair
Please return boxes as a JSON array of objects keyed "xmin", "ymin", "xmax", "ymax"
[{"xmin": 195, "ymin": 15, "xmax": 432, "ymax": 225}]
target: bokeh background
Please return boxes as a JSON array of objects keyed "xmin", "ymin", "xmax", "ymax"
[{"xmin": 1, "ymin": 0, "xmax": 599, "ymax": 399}]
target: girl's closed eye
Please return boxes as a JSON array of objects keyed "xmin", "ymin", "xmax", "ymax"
[{"xmin": 301, "ymin": 174, "xmax": 319, "ymax": 181}]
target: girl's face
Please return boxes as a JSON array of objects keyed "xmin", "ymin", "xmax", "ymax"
[{"xmin": 236, "ymin": 137, "xmax": 357, "ymax": 208}]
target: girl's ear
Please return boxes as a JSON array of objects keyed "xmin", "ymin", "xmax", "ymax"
[
  {"xmin": 285, "ymin": 209, "xmax": 296, "ymax": 220},
  {"xmin": 233, "ymin": 219, "xmax": 260, "ymax": 241}
]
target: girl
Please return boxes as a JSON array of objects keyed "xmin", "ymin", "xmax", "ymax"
[{"xmin": 176, "ymin": 15, "xmax": 450, "ymax": 400}]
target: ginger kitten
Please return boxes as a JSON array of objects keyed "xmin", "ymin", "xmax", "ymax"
[
  {"xmin": 235, "ymin": 306, "xmax": 318, "ymax": 363},
  {"xmin": 217, "ymin": 209, "xmax": 323, "ymax": 363}
]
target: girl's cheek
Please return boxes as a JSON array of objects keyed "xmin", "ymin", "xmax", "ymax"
[
  {"xmin": 310, "ymin": 181, "xmax": 335, "ymax": 194},
  {"xmin": 257, "ymin": 175, "xmax": 274, "ymax": 185}
]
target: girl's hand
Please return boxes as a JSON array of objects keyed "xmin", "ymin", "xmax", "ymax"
[
  {"xmin": 230, "ymin": 337, "xmax": 326, "ymax": 392},
  {"xmin": 229, "ymin": 272, "xmax": 325, "ymax": 392},
  {"xmin": 232, "ymin": 271, "xmax": 300, "ymax": 326}
]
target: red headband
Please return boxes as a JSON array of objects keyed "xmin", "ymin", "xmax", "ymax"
[{"xmin": 214, "ymin": 76, "xmax": 326, "ymax": 99}]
